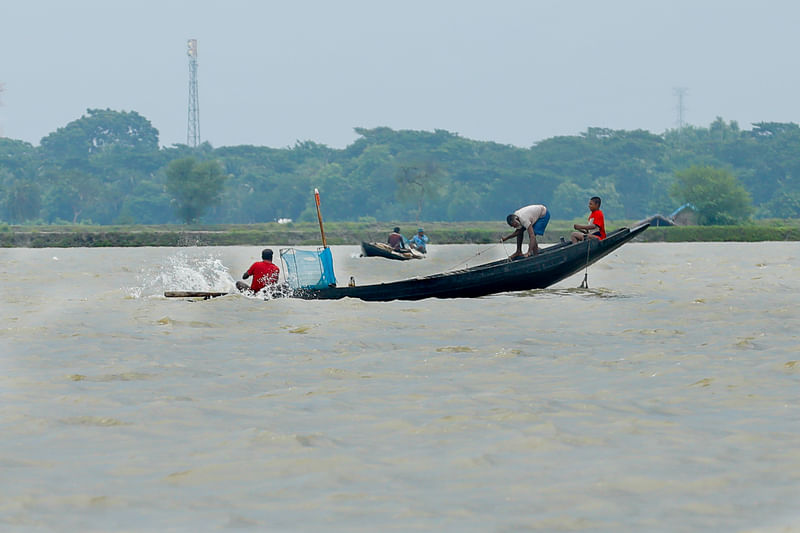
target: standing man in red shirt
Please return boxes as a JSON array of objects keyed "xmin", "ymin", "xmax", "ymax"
[
  {"xmin": 236, "ymin": 248, "xmax": 280, "ymax": 294},
  {"xmin": 571, "ymin": 196, "xmax": 606, "ymax": 243}
]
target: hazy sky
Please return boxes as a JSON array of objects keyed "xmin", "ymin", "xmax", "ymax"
[{"xmin": 2, "ymin": 0, "xmax": 798, "ymax": 149}]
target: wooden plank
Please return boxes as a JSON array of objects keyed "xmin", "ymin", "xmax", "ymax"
[{"xmin": 164, "ymin": 291, "xmax": 228, "ymax": 299}]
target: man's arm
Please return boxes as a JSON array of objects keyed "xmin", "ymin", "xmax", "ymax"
[
  {"xmin": 573, "ymin": 222, "xmax": 598, "ymax": 232},
  {"xmin": 574, "ymin": 215, "xmax": 600, "ymax": 232},
  {"xmin": 501, "ymin": 228, "xmax": 523, "ymax": 242}
]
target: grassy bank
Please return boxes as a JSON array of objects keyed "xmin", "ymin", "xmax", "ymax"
[
  {"xmin": 1, "ymin": 219, "xmax": 799, "ymax": 247},
  {"xmin": 639, "ymin": 224, "xmax": 800, "ymax": 242}
]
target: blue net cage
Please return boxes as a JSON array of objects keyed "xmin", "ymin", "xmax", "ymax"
[{"xmin": 279, "ymin": 247, "xmax": 337, "ymax": 289}]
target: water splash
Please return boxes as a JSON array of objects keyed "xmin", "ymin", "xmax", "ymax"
[
  {"xmin": 127, "ymin": 250, "xmax": 236, "ymax": 298},
  {"xmin": 251, "ymin": 283, "xmax": 295, "ymax": 300}
]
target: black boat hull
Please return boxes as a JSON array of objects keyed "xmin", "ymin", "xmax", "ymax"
[{"xmin": 295, "ymin": 223, "xmax": 649, "ymax": 301}]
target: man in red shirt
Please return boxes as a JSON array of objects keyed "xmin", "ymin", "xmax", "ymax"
[
  {"xmin": 571, "ymin": 196, "xmax": 606, "ymax": 243},
  {"xmin": 387, "ymin": 227, "xmax": 409, "ymax": 250},
  {"xmin": 236, "ymin": 248, "xmax": 280, "ymax": 293}
]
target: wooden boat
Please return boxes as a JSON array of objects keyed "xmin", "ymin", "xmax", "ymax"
[
  {"xmin": 293, "ymin": 223, "xmax": 648, "ymax": 301},
  {"xmin": 165, "ymin": 190, "xmax": 647, "ymax": 302},
  {"xmin": 163, "ymin": 223, "xmax": 648, "ymax": 302},
  {"xmin": 360, "ymin": 241, "xmax": 424, "ymax": 261},
  {"xmin": 167, "ymin": 224, "xmax": 647, "ymax": 302}
]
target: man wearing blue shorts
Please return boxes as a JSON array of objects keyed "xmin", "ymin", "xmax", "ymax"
[{"xmin": 501, "ymin": 204, "xmax": 550, "ymax": 258}]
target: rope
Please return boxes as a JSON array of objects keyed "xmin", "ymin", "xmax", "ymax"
[
  {"xmin": 579, "ymin": 238, "xmax": 591, "ymax": 288},
  {"xmin": 445, "ymin": 242, "xmax": 504, "ymax": 272},
  {"xmin": 499, "ymin": 238, "xmax": 512, "ymax": 259}
]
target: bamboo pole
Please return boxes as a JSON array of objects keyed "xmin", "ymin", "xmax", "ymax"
[{"xmin": 314, "ymin": 188, "xmax": 327, "ymax": 248}]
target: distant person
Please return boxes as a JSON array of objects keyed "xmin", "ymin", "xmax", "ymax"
[
  {"xmin": 387, "ymin": 227, "xmax": 409, "ymax": 250},
  {"xmin": 502, "ymin": 204, "xmax": 550, "ymax": 258},
  {"xmin": 236, "ymin": 248, "xmax": 280, "ymax": 293},
  {"xmin": 409, "ymin": 228, "xmax": 429, "ymax": 253},
  {"xmin": 571, "ymin": 196, "xmax": 606, "ymax": 243}
]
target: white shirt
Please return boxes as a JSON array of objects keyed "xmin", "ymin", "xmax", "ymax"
[{"xmin": 514, "ymin": 205, "xmax": 547, "ymax": 229}]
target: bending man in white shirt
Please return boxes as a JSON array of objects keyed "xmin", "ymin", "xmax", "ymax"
[{"xmin": 501, "ymin": 204, "xmax": 550, "ymax": 258}]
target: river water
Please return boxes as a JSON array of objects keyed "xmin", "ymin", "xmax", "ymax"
[{"xmin": 1, "ymin": 242, "xmax": 799, "ymax": 532}]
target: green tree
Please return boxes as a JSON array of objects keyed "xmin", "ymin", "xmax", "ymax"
[
  {"xmin": 671, "ymin": 165, "xmax": 753, "ymax": 225},
  {"xmin": 117, "ymin": 178, "xmax": 173, "ymax": 224},
  {"xmin": 36, "ymin": 109, "xmax": 164, "ymax": 223},
  {"xmin": 647, "ymin": 172, "xmax": 679, "ymax": 217},
  {"xmin": 444, "ymin": 182, "xmax": 483, "ymax": 221},
  {"xmin": 42, "ymin": 169, "xmax": 107, "ymax": 223},
  {"xmin": 343, "ymin": 144, "xmax": 398, "ymax": 219},
  {"xmin": 759, "ymin": 190, "xmax": 800, "ymax": 218},
  {"xmin": 395, "ymin": 160, "xmax": 445, "ymax": 221},
  {"xmin": 550, "ymin": 181, "xmax": 586, "ymax": 219},
  {"xmin": 3, "ymin": 179, "xmax": 41, "ymax": 222},
  {"xmin": 0, "ymin": 139, "xmax": 41, "ymax": 222},
  {"xmin": 166, "ymin": 158, "xmax": 227, "ymax": 223},
  {"xmin": 39, "ymin": 108, "xmax": 159, "ymax": 161},
  {"xmin": 549, "ymin": 179, "xmax": 622, "ymax": 221},
  {"xmin": 0, "ymin": 138, "xmax": 37, "ymax": 175}
]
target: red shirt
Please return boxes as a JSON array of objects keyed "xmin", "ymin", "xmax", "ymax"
[
  {"xmin": 387, "ymin": 233, "xmax": 405, "ymax": 249},
  {"xmin": 589, "ymin": 209, "xmax": 606, "ymax": 239},
  {"xmin": 246, "ymin": 261, "xmax": 280, "ymax": 292}
]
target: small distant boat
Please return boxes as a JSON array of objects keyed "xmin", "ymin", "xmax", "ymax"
[{"xmin": 360, "ymin": 241, "xmax": 424, "ymax": 261}]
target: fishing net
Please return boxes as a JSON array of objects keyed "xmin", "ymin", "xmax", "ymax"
[{"xmin": 279, "ymin": 247, "xmax": 337, "ymax": 289}]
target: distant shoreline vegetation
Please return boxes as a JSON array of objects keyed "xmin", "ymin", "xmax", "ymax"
[
  {"xmin": 3, "ymin": 112, "xmax": 800, "ymax": 228},
  {"xmin": 2, "ymin": 220, "xmax": 798, "ymax": 248}
]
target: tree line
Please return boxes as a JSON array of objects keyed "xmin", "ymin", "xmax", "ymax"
[{"xmin": 1, "ymin": 109, "xmax": 797, "ymax": 226}]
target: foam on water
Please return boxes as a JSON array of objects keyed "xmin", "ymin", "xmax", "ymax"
[{"xmin": 127, "ymin": 250, "xmax": 236, "ymax": 298}]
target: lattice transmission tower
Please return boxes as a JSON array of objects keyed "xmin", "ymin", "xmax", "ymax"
[
  {"xmin": 673, "ymin": 87, "xmax": 688, "ymax": 150},
  {"xmin": 673, "ymin": 87, "xmax": 688, "ymax": 131},
  {"xmin": 187, "ymin": 39, "xmax": 200, "ymax": 147},
  {"xmin": 0, "ymin": 82, "xmax": 5, "ymax": 137}
]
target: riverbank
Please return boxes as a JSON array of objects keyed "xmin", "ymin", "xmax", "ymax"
[{"xmin": 1, "ymin": 220, "xmax": 799, "ymax": 247}]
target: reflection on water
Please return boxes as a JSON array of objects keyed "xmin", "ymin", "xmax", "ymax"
[
  {"xmin": 1, "ymin": 243, "xmax": 799, "ymax": 531},
  {"xmin": 515, "ymin": 286, "xmax": 628, "ymax": 299}
]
